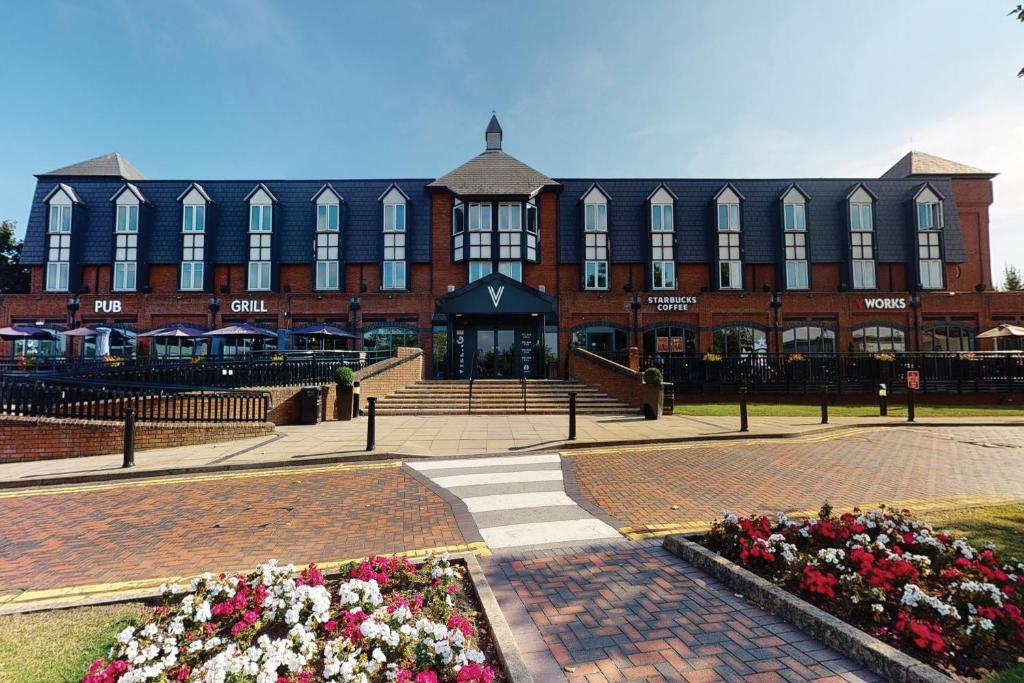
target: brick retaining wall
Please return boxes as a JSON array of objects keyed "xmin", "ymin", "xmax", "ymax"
[
  {"xmin": 569, "ymin": 347, "xmax": 644, "ymax": 408},
  {"xmin": 0, "ymin": 415, "xmax": 275, "ymax": 463}
]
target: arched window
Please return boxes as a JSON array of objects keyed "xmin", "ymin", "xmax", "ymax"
[
  {"xmin": 713, "ymin": 326, "xmax": 767, "ymax": 355},
  {"xmin": 363, "ymin": 326, "xmax": 418, "ymax": 354},
  {"xmin": 782, "ymin": 325, "xmax": 836, "ymax": 354},
  {"xmin": 922, "ymin": 324, "xmax": 973, "ymax": 352},
  {"xmin": 572, "ymin": 324, "xmax": 627, "ymax": 354},
  {"xmin": 643, "ymin": 326, "xmax": 697, "ymax": 357},
  {"xmin": 851, "ymin": 325, "xmax": 906, "ymax": 353}
]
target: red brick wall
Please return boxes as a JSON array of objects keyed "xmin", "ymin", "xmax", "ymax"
[
  {"xmin": 0, "ymin": 416, "xmax": 274, "ymax": 463},
  {"xmin": 569, "ymin": 347, "xmax": 643, "ymax": 407},
  {"xmin": 952, "ymin": 178, "xmax": 994, "ymax": 291},
  {"xmin": 355, "ymin": 347, "xmax": 424, "ymax": 400}
]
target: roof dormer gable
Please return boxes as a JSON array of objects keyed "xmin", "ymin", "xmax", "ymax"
[
  {"xmin": 580, "ymin": 183, "xmax": 611, "ymax": 204},
  {"xmin": 846, "ymin": 183, "xmax": 877, "ymax": 203},
  {"xmin": 244, "ymin": 183, "xmax": 277, "ymax": 204},
  {"xmin": 177, "ymin": 182, "xmax": 213, "ymax": 205},
  {"xmin": 378, "ymin": 184, "xmax": 409, "ymax": 203},
  {"xmin": 714, "ymin": 184, "xmax": 744, "ymax": 204},
  {"xmin": 646, "ymin": 184, "xmax": 677, "ymax": 204},
  {"xmin": 43, "ymin": 183, "xmax": 82, "ymax": 205},
  {"xmin": 311, "ymin": 183, "xmax": 344, "ymax": 205},
  {"xmin": 781, "ymin": 184, "xmax": 809, "ymax": 204},
  {"xmin": 913, "ymin": 184, "xmax": 943, "ymax": 203},
  {"xmin": 110, "ymin": 182, "xmax": 148, "ymax": 206}
]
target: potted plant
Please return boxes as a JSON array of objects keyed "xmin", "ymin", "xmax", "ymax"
[
  {"xmin": 270, "ymin": 353, "xmax": 285, "ymax": 363},
  {"xmin": 872, "ymin": 352, "xmax": 896, "ymax": 381},
  {"xmin": 335, "ymin": 365, "xmax": 355, "ymax": 420},
  {"xmin": 702, "ymin": 351, "xmax": 722, "ymax": 384},
  {"xmin": 786, "ymin": 352, "xmax": 807, "ymax": 382},
  {"xmin": 642, "ymin": 367, "xmax": 664, "ymax": 420}
]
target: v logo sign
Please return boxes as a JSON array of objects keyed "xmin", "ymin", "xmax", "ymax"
[{"xmin": 487, "ymin": 285, "xmax": 505, "ymax": 308}]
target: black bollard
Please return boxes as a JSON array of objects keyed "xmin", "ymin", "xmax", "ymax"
[
  {"xmin": 739, "ymin": 386, "xmax": 748, "ymax": 432},
  {"xmin": 122, "ymin": 408, "xmax": 136, "ymax": 468},
  {"xmin": 879, "ymin": 383, "xmax": 888, "ymax": 417},
  {"xmin": 366, "ymin": 397, "xmax": 377, "ymax": 451},
  {"xmin": 352, "ymin": 380, "xmax": 361, "ymax": 418},
  {"xmin": 568, "ymin": 391, "xmax": 577, "ymax": 440},
  {"xmin": 820, "ymin": 387, "xmax": 829, "ymax": 425},
  {"xmin": 907, "ymin": 388, "xmax": 915, "ymax": 423}
]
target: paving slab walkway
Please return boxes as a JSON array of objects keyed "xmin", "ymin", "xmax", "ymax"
[
  {"xmin": 3, "ymin": 414, "xmax": 1022, "ymax": 487},
  {"xmin": 482, "ymin": 540, "xmax": 880, "ymax": 682}
]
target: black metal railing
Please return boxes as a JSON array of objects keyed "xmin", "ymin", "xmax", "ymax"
[
  {"xmin": 0, "ymin": 378, "xmax": 269, "ymax": 422},
  {"xmin": 638, "ymin": 352, "xmax": 1024, "ymax": 394}
]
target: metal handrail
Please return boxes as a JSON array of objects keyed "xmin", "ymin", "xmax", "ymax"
[
  {"xmin": 467, "ymin": 349, "xmax": 481, "ymax": 415},
  {"xmin": 521, "ymin": 368, "xmax": 527, "ymax": 414}
]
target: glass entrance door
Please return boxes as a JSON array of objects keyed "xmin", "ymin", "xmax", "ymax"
[{"xmin": 474, "ymin": 328, "xmax": 517, "ymax": 378}]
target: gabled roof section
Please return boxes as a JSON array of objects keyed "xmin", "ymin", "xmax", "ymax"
[
  {"xmin": 845, "ymin": 182, "xmax": 878, "ymax": 201},
  {"xmin": 244, "ymin": 183, "xmax": 278, "ymax": 203},
  {"xmin": 713, "ymin": 183, "xmax": 745, "ymax": 202},
  {"xmin": 377, "ymin": 183, "xmax": 410, "ymax": 202},
  {"xmin": 109, "ymin": 182, "xmax": 149, "ymax": 204},
  {"xmin": 580, "ymin": 182, "xmax": 612, "ymax": 202},
  {"xmin": 434, "ymin": 271, "xmax": 556, "ymax": 316},
  {"xmin": 39, "ymin": 152, "xmax": 145, "ymax": 180},
  {"xmin": 485, "ymin": 114, "xmax": 502, "ymax": 135},
  {"xmin": 645, "ymin": 183, "xmax": 678, "ymax": 202},
  {"xmin": 882, "ymin": 150, "xmax": 995, "ymax": 179},
  {"xmin": 780, "ymin": 183, "xmax": 810, "ymax": 202},
  {"xmin": 428, "ymin": 151, "xmax": 559, "ymax": 196},
  {"xmin": 42, "ymin": 183, "xmax": 83, "ymax": 204},
  {"xmin": 176, "ymin": 182, "xmax": 214, "ymax": 204},
  {"xmin": 913, "ymin": 182, "xmax": 946, "ymax": 201},
  {"xmin": 311, "ymin": 183, "xmax": 344, "ymax": 203}
]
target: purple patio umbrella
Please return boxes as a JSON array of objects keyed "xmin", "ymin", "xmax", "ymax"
[
  {"xmin": 0, "ymin": 324, "xmax": 55, "ymax": 340},
  {"xmin": 62, "ymin": 326, "xmax": 99, "ymax": 337},
  {"xmin": 289, "ymin": 322, "xmax": 356, "ymax": 338},
  {"xmin": 138, "ymin": 324, "xmax": 207, "ymax": 338},
  {"xmin": 203, "ymin": 323, "xmax": 278, "ymax": 338}
]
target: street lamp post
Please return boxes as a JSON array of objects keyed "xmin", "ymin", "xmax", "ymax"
[
  {"xmin": 629, "ymin": 294, "xmax": 642, "ymax": 349},
  {"xmin": 350, "ymin": 298, "xmax": 361, "ymax": 350},
  {"xmin": 769, "ymin": 292, "xmax": 783, "ymax": 353},
  {"xmin": 66, "ymin": 296, "xmax": 81, "ymax": 357}
]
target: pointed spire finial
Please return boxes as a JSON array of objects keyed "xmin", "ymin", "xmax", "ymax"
[{"xmin": 485, "ymin": 112, "xmax": 502, "ymax": 151}]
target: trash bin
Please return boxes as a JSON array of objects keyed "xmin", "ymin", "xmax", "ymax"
[{"xmin": 299, "ymin": 386, "xmax": 321, "ymax": 425}]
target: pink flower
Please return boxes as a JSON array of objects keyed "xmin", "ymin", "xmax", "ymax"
[
  {"xmin": 414, "ymin": 671, "xmax": 438, "ymax": 683},
  {"xmin": 448, "ymin": 613, "xmax": 474, "ymax": 637},
  {"xmin": 323, "ymin": 620, "xmax": 338, "ymax": 633},
  {"xmin": 457, "ymin": 664, "xmax": 495, "ymax": 683}
]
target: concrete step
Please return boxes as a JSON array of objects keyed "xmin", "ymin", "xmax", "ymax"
[{"xmin": 376, "ymin": 379, "xmax": 632, "ymax": 415}]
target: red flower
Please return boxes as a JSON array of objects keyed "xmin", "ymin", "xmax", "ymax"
[
  {"xmin": 448, "ymin": 613, "xmax": 474, "ymax": 637},
  {"xmin": 414, "ymin": 672, "xmax": 438, "ymax": 683},
  {"xmin": 800, "ymin": 566, "xmax": 838, "ymax": 599}
]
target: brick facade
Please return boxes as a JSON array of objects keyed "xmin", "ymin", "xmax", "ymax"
[{"xmin": 568, "ymin": 347, "xmax": 644, "ymax": 407}]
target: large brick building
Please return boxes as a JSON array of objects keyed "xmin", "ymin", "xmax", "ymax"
[{"xmin": 4, "ymin": 116, "xmax": 1021, "ymax": 377}]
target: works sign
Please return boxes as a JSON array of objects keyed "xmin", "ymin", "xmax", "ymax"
[{"xmin": 855, "ymin": 297, "xmax": 907, "ymax": 310}]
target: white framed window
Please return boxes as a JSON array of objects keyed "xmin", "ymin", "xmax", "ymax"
[
  {"xmin": 498, "ymin": 231, "xmax": 521, "ymax": 260},
  {"xmin": 498, "ymin": 203, "xmax": 521, "ymax": 231},
  {"xmin": 116, "ymin": 205, "xmax": 139, "ymax": 233},
  {"xmin": 584, "ymin": 202, "xmax": 607, "ymax": 231},
  {"xmin": 717, "ymin": 203, "xmax": 740, "ymax": 231},
  {"xmin": 852, "ymin": 259, "xmax": 876, "ymax": 289},
  {"xmin": 316, "ymin": 232, "xmax": 339, "ymax": 261},
  {"xmin": 650, "ymin": 232, "xmax": 672, "ymax": 261},
  {"xmin": 525, "ymin": 201, "xmax": 539, "ymax": 262},
  {"xmin": 46, "ymin": 261, "xmax": 69, "ymax": 292},
  {"xmin": 247, "ymin": 261, "xmax": 271, "ymax": 290},
  {"xmin": 113, "ymin": 262, "xmax": 137, "ymax": 291},
  {"xmin": 850, "ymin": 203, "xmax": 872, "ymax": 231},
  {"xmin": 917, "ymin": 201, "xmax": 942, "ymax": 230},
  {"xmin": 183, "ymin": 204, "xmax": 205, "ymax": 232},
  {"xmin": 584, "ymin": 261, "xmax": 608, "ymax": 290},
  {"xmin": 719, "ymin": 261, "xmax": 741, "ymax": 290},
  {"xmin": 851, "ymin": 232, "xmax": 875, "ymax": 289},
  {"xmin": 468, "ymin": 261, "xmax": 492, "ymax": 282},
  {"xmin": 48, "ymin": 204, "xmax": 72, "ymax": 233},
  {"xmin": 498, "ymin": 261, "xmax": 522, "ymax": 281},
  {"xmin": 383, "ymin": 232, "xmax": 405, "ymax": 262},
  {"xmin": 249, "ymin": 204, "xmax": 272, "ymax": 232},
  {"xmin": 383, "ymin": 203, "xmax": 406, "ymax": 232},
  {"xmin": 652, "ymin": 261, "xmax": 675, "ymax": 290},
  {"xmin": 469, "ymin": 203, "xmax": 491, "ymax": 231},
  {"xmin": 651, "ymin": 204, "xmax": 673, "ymax": 231},
  {"xmin": 317, "ymin": 203, "xmax": 339, "ymax": 231},
  {"xmin": 784, "ymin": 232, "xmax": 808, "ymax": 290},
  {"xmin": 784, "ymin": 202, "xmax": 806, "ymax": 231},
  {"xmin": 249, "ymin": 233, "xmax": 271, "ymax": 261},
  {"xmin": 918, "ymin": 232, "xmax": 943, "ymax": 289},
  {"xmin": 382, "ymin": 260, "xmax": 406, "ymax": 290},
  {"xmin": 180, "ymin": 261, "xmax": 204, "ymax": 291},
  {"xmin": 182, "ymin": 233, "xmax": 204, "ymax": 261},
  {"xmin": 452, "ymin": 201, "xmax": 466, "ymax": 262},
  {"xmin": 316, "ymin": 261, "xmax": 339, "ymax": 290},
  {"xmin": 468, "ymin": 230, "xmax": 491, "ymax": 260},
  {"xmin": 785, "ymin": 260, "xmax": 808, "ymax": 290}
]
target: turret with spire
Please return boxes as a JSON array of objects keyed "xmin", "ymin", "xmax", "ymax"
[{"xmin": 485, "ymin": 112, "xmax": 502, "ymax": 151}]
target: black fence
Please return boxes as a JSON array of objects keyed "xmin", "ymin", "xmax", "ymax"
[
  {"xmin": 0, "ymin": 378, "xmax": 269, "ymax": 422},
  {"xmin": 1, "ymin": 349, "xmax": 392, "ymax": 388},
  {"xmin": 634, "ymin": 353, "xmax": 1024, "ymax": 394}
]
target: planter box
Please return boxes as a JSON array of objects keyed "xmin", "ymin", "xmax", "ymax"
[
  {"xmin": 336, "ymin": 384, "xmax": 354, "ymax": 420},
  {"xmin": 642, "ymin": 383, "xmax": 664, "ymax": 420}
]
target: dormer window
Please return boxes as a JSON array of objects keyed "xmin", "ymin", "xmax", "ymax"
[
  {"xmin": 380, "ymin": 185, "xmax": 408, "ymax": 290},
  {"xmin": 915, "ymin": 186, "xmax": 944, "ymax": 290},
  {"xmin": 246, "ymin": 184, "xmax": 276, "ymax": 291},
  {"xmin": 178, "ymin": 184, "xmax": 210, "ymax": 292},
  {"xmin": 111, "ymin": 184, "xmax": 145, "ymax": 292},
  {"xmin": 848, "ymin": 185, "xmax": 876, "ymax": 290},
  {"xmin": 582, "ymin": 186, "xmax": 609, "ymax": 290},
  {"xmin": 648, "ymin": 185, "xmax": 676, "ymax": 291},
  {"xmin": 44, "ymin": 185, "xmax": 76, "ymax": 292},
  {"xmin": 313, "ymin": 185, "xmax": 342, "ymax": 291},
  {"xmin": 782, "ymin": 186, "xmax": 808, "ymax": 290},
  {"xmin": 525, "ymin": 200, "xmax": 539, "ymax": 262},
  {"xmin": 497, "ymin": 203, "xmax": 523, "ymax": 282},
  {"xmin": 714, "ymin": 185, "xmax": 742, "ymax": 290}
]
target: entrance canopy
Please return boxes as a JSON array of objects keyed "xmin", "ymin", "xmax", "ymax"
[{"xmin": 435, "ymin": 273, "xmax": 556, "ymax": 318}]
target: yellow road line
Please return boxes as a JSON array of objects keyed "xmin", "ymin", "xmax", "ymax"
[
  {"xmin": 0, "ymin": 460, "xmax": 403, "ymax": 500},
  {"xmin": 617, "ymin": 494, "xmax": 1024, "ymax": 541},
  {"xmin": 562, "ymin": 426, "xmax": 880, "ymax": 457},
  {"xmin": 0, "ymin": 541, "xmax": 490, "ymax": 614}
]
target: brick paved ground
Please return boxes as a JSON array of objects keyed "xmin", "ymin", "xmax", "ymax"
[
  {"xmin": 484, "ymin": 540, "xmax": 879, "ymax": 682},
  {"xmin": 0, "ymin": 463, "xmax": 467, "ymax": 594},
  {"xmin": 568, "ymin": 426, "xmax": 1024, "ymax": 530}
]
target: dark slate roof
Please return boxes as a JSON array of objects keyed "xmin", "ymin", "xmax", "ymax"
[
  {"xmin": 22, "ymin": 178, "xmax": 433, "ymax": 266},
  {"xmin": 427, "ymin": 150, "xmax": 559, "ymax": 196},
  {"xmin": 882, "ymin": 151, "xmax": 995, "ymax": 179},
  {"xmin": 555, "ymin": 178, "xmax": 966, "ymax": 265},
  {"xmin": 38, "ymin": 152, "xmax": 145, "ymax": 180}
]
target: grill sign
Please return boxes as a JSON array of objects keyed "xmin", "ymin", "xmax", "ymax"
[
  {"xmin": 856, "ymin": 297, "xmax": 907, "ymax": 310},
  {"xmin": 646, "ymin": 295, "xmax": 698, "ymax": 311},
  {"xmin": 230, "ymin": 299, "xmax": 269, "ymax": 313}
]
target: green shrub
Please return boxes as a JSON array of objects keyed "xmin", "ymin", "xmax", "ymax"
[
  {"xmin": 643, "ymin": 367, "xmax": 663, "ymax": 385},
  {"xmin": 335, "ymin": 366, "xmax": 355, "ymax": 386}
]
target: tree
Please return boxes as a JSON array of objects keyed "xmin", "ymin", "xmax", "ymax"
[
  {"xmin": 1004, "ymin": 264, "xmax": 1024, "ymax": 291},
  {"xmin": 0, "ymin": 220, "xmax": 30, "ymax": 293},
  {"xmin": 1013, "ymin": 5, "xmax": 1024, "ymax": 77}
]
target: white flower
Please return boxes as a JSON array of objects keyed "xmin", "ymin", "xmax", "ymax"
[{"xmin": 900, "ymin": 584, "xmax": 960, "ymax": 619}]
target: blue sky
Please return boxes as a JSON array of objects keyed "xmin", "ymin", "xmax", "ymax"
[{"xmin": 1, "ymin": 1, "xmax": 1022, "ymax": 280}]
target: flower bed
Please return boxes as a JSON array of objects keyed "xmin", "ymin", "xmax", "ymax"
[
  {"xmin": 83, "ymin": 554, "xmax": 502, "ymax": 683},
  {"xmin": 704, "ymin": 504, "xmax": 1023, "ymax": 678}
]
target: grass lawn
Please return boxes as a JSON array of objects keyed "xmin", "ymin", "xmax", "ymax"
[
  {"xmin": 674, "ymin": 402, "xmax": 1024, "ymax": 418},
  {"xmin": 0, "ymin": 602, "xmax": 145, "ymax": 682},
  {"xmin": 926, "ymin": 503, "xmax": 1024, "ymax": 560},
  {"xmin": 989, "ymin": 665, "xmax": 1024, "ymax": 683}
]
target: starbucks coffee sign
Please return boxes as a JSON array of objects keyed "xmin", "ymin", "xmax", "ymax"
[{"xmin": 646, "ymin": 295, "xmax": 698, "ymax": 311}]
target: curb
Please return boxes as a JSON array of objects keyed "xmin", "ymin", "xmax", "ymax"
[{"xmin": 662, "ymin": 534, "xmax": 954, "ymax": 683}]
